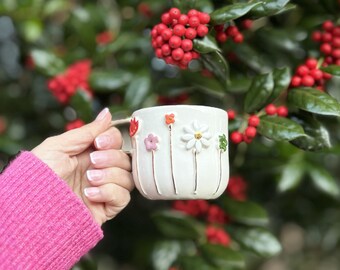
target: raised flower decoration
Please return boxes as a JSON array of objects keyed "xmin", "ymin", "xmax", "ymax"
[
  {"xmin": 165, "ymin": 113, "xmax": 175, "ymax": 125},
  {"xmin": 181, "ymin": 120, "xmax": 212, "ymax": 152},
  {"xmin": 129, "ymin": 117, "xmax": 139, "ymax": 137},
  {"xmin": 144, "ymin": 134, "xmax": 159, "ymax": 151}
]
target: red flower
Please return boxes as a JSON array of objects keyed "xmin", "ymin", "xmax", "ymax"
[
  {"xmin": 47, "ymin": 60, "xmax": 92, "ymax": 104},
  {"xmin": 65, "ymin": 119, "xmax": 85, "ymax": 131},
  {"xmin": 96, "ymin": 31, "xmax": 113, "ymax": 45},
  {"xmin": 206, "ymin": 225, "xmax": 231, "ymax": 246},
  {"xmin": 129, "ymin": 117, "xmax": 139, "ymax": 137},
  {"xmin": 172, "ymin": 200, "xmax": 209, "ymax": 217},
  {"xmin": 227, "ymin": 175, "xmax": 247, "ymax": 201},
  {"xmin": 206, "ymin": 205, "xmax": 228, "ymax": 224}
]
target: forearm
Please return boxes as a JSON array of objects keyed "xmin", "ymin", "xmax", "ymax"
[{"xmin": 0, "ymin": 152, "xmax": 103, "ymax": 270}]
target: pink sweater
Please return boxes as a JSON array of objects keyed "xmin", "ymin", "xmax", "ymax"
[{"xmin": 0, "ymin": 152, "xmax": 103, "ymax": 269}]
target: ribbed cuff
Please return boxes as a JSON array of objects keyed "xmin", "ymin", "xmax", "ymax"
[{"xmin": 0, "ymin": 151, "xmax": 103, "ymax": 270}]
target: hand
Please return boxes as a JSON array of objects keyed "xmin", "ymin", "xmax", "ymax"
[{"xmin": 31, "ymin": 108, "xmax": 134, "ymax": 225}]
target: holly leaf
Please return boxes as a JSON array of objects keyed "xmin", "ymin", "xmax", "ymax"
[
  {"xmin": 250, "ymin": 0, "xmax": 291, "ymax": 18},
  {"xmin": 290, "ymin": 113, "xmax": 331, "ymax": 151},
  {"xmin": 267, "ymin": 67, "xmax": 291, "ymax": 104},
  {"xmin": 210, "ymin": 2, "xmax": 262, "ymax": 25},
  {"xmin": 200, "ymin": 51, "xmax": 230, "ymax": 90},
  {"xmin": 221, "ymin": 197, "xmax": 269, "ymax": 226},
  {"xmin": 69, "ymin": 90, "xmax": 93, "ymax": 122},
  {"xmin": 288, "ymin": 88, "xmax": 340, "ymax": 117},
  {"xmin": 152, "ymin": 210, "xmax": 205, "ymax": 240},
  {"xmin": 232, "ymin": 228, "xmax": 282, "ymax": 258},
  {"xmin": 193, "ymin": 35, "xmax": 220, "ymax": 54},
  {"xmin": 90, "ymin": 70, "xmax": 132, "ymax": 92},
  {"xmin": 177, "ymin": 255, "xmax": 216, "ymax": 270},
  {"xmin": 31, "ymin": 49, "xmax": 65, "ymax": 76},
  {"xmin": 258, "ymin": 115, "xmax": 306, "ymax": 141},
  {"xmin": 320, "ymin": 65, "xmax": 340, "ymax": 76},
  {"xmin": 200, "ymin": 244, "xmax": 245, "ymax": 269},
  {"xmin": 124, "ymin": 73, "xmax": 150, "ymax": 109},
  {"xmin": 244, "ymin": 72, "xmax": 274, "ymax": 113}
]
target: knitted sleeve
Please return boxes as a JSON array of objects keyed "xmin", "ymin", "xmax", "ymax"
[{"xmin": 0, "ymin": 151, "xmax": 103, "ymax": 270}]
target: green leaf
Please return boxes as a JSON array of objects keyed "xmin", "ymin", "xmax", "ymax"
[
  {"xmin": 31, "ymin": 49, "xmax": 65, "ymax": 76},
  {"xmin": 250, "ymin": 0, "xmax": 291, "ymax": 18},
  {"xmin": 210, "ymin": 2, "xmax": 262, "ymax": 25},
  {"xmin": 20, "ymin": 19, "xmax": 43, "ymax": 42},
  {"xmin": 69, "ymin": 90, "xmax": 93, "ymax": 122},
  {"xmin": 200, "ymin": 51, "xmax": 230, "ymax": 90},
  {"xmin": 221, "ymin": 197, "xmax": 269, "ymax": 226},
  {"xmin": 244, "ymin": 72, "xmax": 274, "ymax": 113},
  {"xmin": 124, "ymin": 74, "xmax": 150, "ymax": 109},
  {"xmin": 177, "ymin": 255, "xmax": 216, "ymax": 270},
  {"xmin": 288, "ymin": 88, "xmax": 340, "ymax": 117},
  {"xmin": 258, "ymin": 115, "xmax": 305, "ymax": 141},
  {"xmin": 308, "ymin": 164, "xmax": 340, "ymax": 198},
  {"xmin": 200, "ymin": 244, "xmax": 245, "ymax": 269},
  {"xmin": 267, "ymin": 67, "xmax": 291, "ymax": 104},
  {"xmin": 290, "ymin": 113, "xmax": 331, "ymax": 151},
  {"xmin": 277, "ymin": 153, "xmax": 305, "ymax": 192},
  {"xmin": 320, "ymin": 65, "xmax": 340, "ymax": 76},
  {"xmin": 90, "ymin": 70, "xmax": 132, "ymax": 92},
  {"xmin": 152, "ymin": 210, "xmax": 205, "ymax": 240},
  {"xmin": 232, "ymin": 228, "xmax": 282, "ymax": 257},
  {"xmin": 104, "ymin": 33, "xmax": 140, "ymax": 54},
  {"xmin": 193, "ymin": 35, "xmax": 220, "ymax": 54}
]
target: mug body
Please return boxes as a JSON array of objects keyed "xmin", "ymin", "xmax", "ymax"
[{"xmin": 129, "ymin": 105, "xmax": 229, "ymax": 200}]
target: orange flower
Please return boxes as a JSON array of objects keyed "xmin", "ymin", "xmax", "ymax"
[
  {"xmin": 165, "ymin": 113, "xmax": 175, "ymax": 125},
  {"xmin": 130, "ymin": 117, "xmax": 139, "ymax": 137}
]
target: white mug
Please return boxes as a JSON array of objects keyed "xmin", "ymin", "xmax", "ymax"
[{"xmin": 113, "ymin": 105, "xmax": 229, "ymax": 200}]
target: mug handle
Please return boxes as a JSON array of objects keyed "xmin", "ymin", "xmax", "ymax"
[{"xmin": 110, "ymin": 118, "xmax": 132, "ymax": 155}]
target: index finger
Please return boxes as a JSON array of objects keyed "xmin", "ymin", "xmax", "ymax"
[{"xmin": 94, "ymin": 126, "xmax": 123, "ymax": 150}]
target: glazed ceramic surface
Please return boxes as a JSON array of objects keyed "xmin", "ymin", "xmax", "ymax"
[{"xmin": 129, "ymin": 105, "xmax": 229, "ymax": 200}]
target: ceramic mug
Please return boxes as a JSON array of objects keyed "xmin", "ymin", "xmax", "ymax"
[{"xmin": 112, "ymin": 105, "xmax": 229, "ymax": 200}]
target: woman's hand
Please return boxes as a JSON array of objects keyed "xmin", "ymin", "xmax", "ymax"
[{"xmin": 31, "ymin": 108, "xmax": 134, "ymax": 225}]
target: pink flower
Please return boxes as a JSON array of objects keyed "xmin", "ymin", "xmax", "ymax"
[{"xmin": 144, "ymin": 134, "xmax": 159, "ymax": 151}]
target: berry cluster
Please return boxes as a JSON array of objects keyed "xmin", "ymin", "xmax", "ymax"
[
  {"xmin": 65, "ymin": 119, "xmax": 85, "ymax": 131},
  {"xmin": 264, "ymin": 104, "xmax": 289, "ymax": 117},
  {"xmin": 312, "ymin": 20, "xmax": 340, "ymax": 66},
  {"xmin": 206, "ymin": 225, "xmax": 231, "ymax": 246},
  {"xmin": 229, "ymin": 113, "xmax": 260, "ymax": 144},
  {"xmin": 290, "ymin": 58, "xmax": 332, "ymax": 90},
  {"xmin": 151, "ymin": 8, "xmax": 210, "ymax": 69},
  {"xmin": 215, "ymin": 25, "xmax": 244, "ymax": 43},
  {"xmin": 47, "ymin": 60, "xmax": 93, "ymax": 104},
  {"xmin": 96, "ymin": 31, "xmax": 113, "ymax": 45},
  {"xmin": 226, "ymin": 175, "xmax": 248, "ymax": 201}
]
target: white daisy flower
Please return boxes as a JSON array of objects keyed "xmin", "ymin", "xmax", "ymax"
[{"xmin": 181, "ymin": 120, "xmax": 212, "ymax": 152}]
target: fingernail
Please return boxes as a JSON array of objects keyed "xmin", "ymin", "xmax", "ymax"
[
  {"xmin": 90, "ymin": 152, "xmax": 106, "ymax": 165},
  {"xmin": 87, "ymin": 170, "xmax": 104, "ymax": 181},
  {"xmin": 84, "ymin": 187, "xmax": 100, "ymax": 197},
  {"xmin": 95, "ymin": 135, "xmax": 110, "ymax": 149},
  {"xmin": 95, "ymin": 108, "xmax": 109, "ymax": 121}
]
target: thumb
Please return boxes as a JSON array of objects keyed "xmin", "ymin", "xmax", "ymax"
[{"xmin": 58, "ymin": 108, "xmax": 112, "ymax": 155}]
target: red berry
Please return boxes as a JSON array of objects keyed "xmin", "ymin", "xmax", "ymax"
[
  {"xmin": 188, "ymin": 16, "xmax": 200, "ymax": 28},
  {"xmin": 173, "ymin": 24, "xmax": 186, "ymax": 36},
  {"xmin": 241, "ymin": 19, "xmax": 253, "ymax": 29},
  {"xmin": 161, "ymin": 44, "xmax": 171, "ymax": 56},
  {"xmin": 227, "ymin": 110, "xmax": 236, "ymax": 120},
  {"xmin": 323, "ymin": 72, "xmax": 332, "ymax": 80},
  {"xmin": 248, "ymin": 115, "xmax": 260, "ymax": 127},
  {"xmin": 332, "ymin": 48, "xmax": 340, "ymax": 58},
  {"xmin": 161, "ymin": 28, "xmax": 172, "ymax": 41},
  {"xmin": 188, "ymin": 9, "xmax": 199, "ymax": 17},
  {"xmin": 169, "ymin": 35, "xmax": 182, "ymax": 48},
  {"xmin": 198, "ymin": 12, "xmax": 210, "ymax": 24},
  {"xmin": 333, "ymin": 27, "xmax": 340, "ymax": 37},
  {"xmin": 265, "ymin": 104, "xmax": 277, "ymax": 115},
  {"xmin": 277, "ymin": 106, "xmax": 288, "ymax": 117},
  {"xmin": 231, "ymin": 131, "xmax": 243, "ymax": 144},
  {"xmin": 333, "ymin": 37, "xmax": 340, "ymax": 48},
  {"xmin": 155, "ymin": 48, "xmax": 163, "ymax": 58},
  {"xmin": 191, "ymin": 51, "xmax": 200, "ymax": 59},
  {"xmin": 165, "ymin": 56, "xmax": 175, "ymax": 65},
  {"xmin": 312, "ymin": 31, "xmax": 322, "ymax": 42},
  {"xmin": 151, "ymin": 28, "xmax": 158, "ymax": 38},
  {"xmin": 216, "ymin": 32, "xmax": 227, "ymax": 43},
  {"xmin": 243, "ymin": 134, "xmax": 253, "ymax": 144},
  {"xmin": 226, "ymin": 26, "xmax": 239, "ymax": 37},
  {"xmin": 169, "ymin": 8, "xmax": 181, "ymax": 19},
  {"xmin": 172, "ymin": 48, "xmax": 184, "ymax": 61},
  {"xmin": 181, "ymin": 39, "xmax": 193, "ymax": 51},
  {"xmin": 322, "ymin": 20, "xmax": 334, "ymax": 32},
  {"xmin": 214, "ymin": 25, "xmax": 224, "ymax": 32},
  {"xmin": 156, "ymin": 36, "xmax": 164, "ymax": 47},
  {"xmin": 197, "ymin": 24, "xmax": 209, "ymax": 37},
  {"xmin": 291, "ymin": 76, "xmax": 302, "ymax": 87},
  {"xmin": 161, "ymin": 13, "xmax": 172, "ymax": 25},
  {"xmin": 178, "ymin": 14, "xmax": 189, "ymax": 25},
  {"xmin": 182, "ymin": 52, "xmax": 193, "ymax": 63},
  {"xmin": 185, "ymin": 28, "xmax": 197, "ymax": 39},
  {"xmin": 305, "ymin": 58, "xmax": 318, "ymax": 69},
  {"xmin": 296, "ymin": 65, "xmax": 309, "ymax": 76},
  {"xmin": 245, "ymin": 126, "xmax": 257, "ymax": 138},
  {"xmin": 322, "ymin": 32, "xmax": 333, "ymax": 43},
  {"xmin": 157, "ymin": 23, "xmax": 167, "ymax": 35},
  {"xmin": 233, "ymin": 33, "xmax": 244, "ymax": 43},
  {"xmin": 301, "ymin": 75, "xmax": 315, "ymax": 87},
  {"xmin": 320, "ymin": 43, "xmax": 332, "ymax": 55},
  {"xmin": 310, "ymin": 69, "xmax": 323, "ymax": 80}
]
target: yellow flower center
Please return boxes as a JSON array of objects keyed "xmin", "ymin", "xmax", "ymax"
[{"xmin": 194, "ymin": 132, "xmax": 202, "ymax": 140}]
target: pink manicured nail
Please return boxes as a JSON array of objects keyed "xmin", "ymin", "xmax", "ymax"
[
  {"xmin": 95, "ymin": 135, "xmax": 110, "ymax": 149},
  {"xmin": 84, "ymin": 187, "xmax": 100, "ymax": 197},
  {"xmin": 90, "ymin": 152, "xmax": 106, "ymax": 165},
  {"xmin": 95, "ymin": 108, "xmax": 109, "ymax": 121},
  {"xmin": 86, "ymin": 170, "xmax": 104, "ymax": 181}
]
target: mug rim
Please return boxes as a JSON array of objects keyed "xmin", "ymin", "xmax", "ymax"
[{"xmin": 132, "ymin": 105, "xmax": 226, "ymax": 115}]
